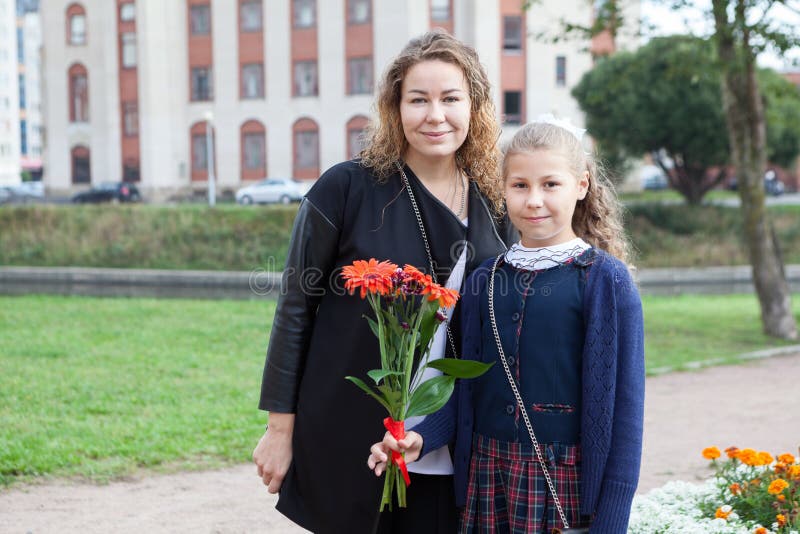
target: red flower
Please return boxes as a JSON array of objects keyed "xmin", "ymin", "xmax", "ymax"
[{"xmin": 342, "ymin": 259, "xmax": 398, "ymax": 298}]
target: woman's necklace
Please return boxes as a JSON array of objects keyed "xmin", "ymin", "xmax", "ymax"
[{"xmin": 455, "ymin": 170, "xmax": 466, "ymax": 219}]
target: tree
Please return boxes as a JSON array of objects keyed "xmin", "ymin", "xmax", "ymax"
[
  {"xmin": 572, "ymin": 36, "xmax": 730, "ymax": 204},
  {"xmin": 710, "ymin": 0, "xmax": 799, "ymax": 339},
  {"xmin": 525, "ymin": 0, "xmax": 798, "ymax": 339}
]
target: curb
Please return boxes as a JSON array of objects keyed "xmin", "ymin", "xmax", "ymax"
[{"xmin": 646, "ymin": 344, "xmax": 800, "ymax": 376}]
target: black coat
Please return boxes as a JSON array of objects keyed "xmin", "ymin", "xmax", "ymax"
[{"xmin": 259, "ymin": 161, "xmax": 515, "ymax": 533}]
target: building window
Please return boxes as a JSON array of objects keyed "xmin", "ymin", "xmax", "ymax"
[
  {"xmin": 121, "ymin": 32, "xmax": 136, "ymax": 68},
  {"xmin": 348, "ymin": 57, "xmax": 372, "ymax": 95},
  {"xmin": 503, "ymin": 16, "xmax": 523, "ymax": 52},
  {"xmin": 240, "ymin": 0, "xmax": 262, "ymax": 32},
  {"xmin": 18, "ymin": 74, "xmax": 25, "ymax": 109},
  {"xmin": 120, "ymin": 3, "xmax": 135, "ymax": 22},
  {"xmin": 431, "ymin": 0, "xmax": 450, "ymax": 21},
  {"xmin": 504, "ymin": 91, "xmax": 522, "ymax": 125},
  {"xmin": 192, "ymin": 134, "xmax": 208, "ymax": 170},
  {"xmin": 348, "ymin": 0, "xmax": 370, "ymax": 24},
  {"xmin": 20, "ymin": 120, "xmax": 27, "ymax": 154},
  {"xmin": 348, "ymin": 128, "xmax": 365, "ymax": 159},
  {"xmin": 69, "ymin": 13, "xmax": 86, "ymax": 45},
  {"xmin": 123, "ymin": 158, "xmax": 140, "ymax": 181},
  {"xmin": 17, "ymin": 27, "xmax": 24, "ymax": 62},
  {"xmin": 123, "ymin": 102, "xmax": 138, "ymax": 136},
  {"xmin": 556, "ymin": 55, "xmax": 567, "ymax": 87},
  {"xmin": 71, "ymin": 145, "xmax": 91, "ymax": 184},
  {"xmin": 294, "ymin": 130, "xmax": 319, "ymax": 170},
  {"xmin": 293, "ymin": 61, "xmax": 318, "ymax": 97},
  {"xmin": 243, "ymin": 132, "xmax": 265, "ymax": 170},
  {"xmin": 190, "ymin": 4, "xmax": 211, "ymax": 35},
  {"xmin": 191, "ymin": 67, "xmax": 213, "ymax": 101},
  {"xmin": 241, "ymin": 63, "xmax": 264, "ymax": 99},
  {"xmin": 69, "ymin": 65, "xmax": 89, "ymax": 122},
  {"xmin": 293, "ymin": 0, "xmax": 315, "ymax": 28}
]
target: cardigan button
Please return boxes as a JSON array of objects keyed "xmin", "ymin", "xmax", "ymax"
[
  {"xmin": 505, "ymin": 404, "xmax": 515, "ymax": 415},
  {"xmin": 507, "ymin": 356, "xmax": 516, "ymax": 366},
  {"xmin": 511, "ymin": 312, "xmax": 521, "ymax": 321}
]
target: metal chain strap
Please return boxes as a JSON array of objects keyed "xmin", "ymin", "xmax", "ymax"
[
  {"xmin": 396, "ymin": 161, "xmax": 461, "ymax": 357},
  {"xmin": 488, "ymin": 254, "xmax": 571, "ymax": 530}
]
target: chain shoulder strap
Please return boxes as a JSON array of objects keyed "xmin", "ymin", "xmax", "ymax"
[
  {"xmin": 487, "ymin": 254, "xmax": 571, "ymax": 530},
  {"xmin": 395, "ymin": 161, "xmax": 460, "ymax": 357}
]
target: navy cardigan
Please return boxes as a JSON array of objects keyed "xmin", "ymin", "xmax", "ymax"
[{"xmin": 413, "ymin": 249, "xmax": 645, "ymax": 534}]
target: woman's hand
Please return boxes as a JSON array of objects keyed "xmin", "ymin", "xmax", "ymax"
[
  {"xmin": 367, "ymin": 430, "xmax": 423, "ymax": 476},
  {"xmin": 252, "ymin": 412, "xmax": 295, "ymax": 493}
]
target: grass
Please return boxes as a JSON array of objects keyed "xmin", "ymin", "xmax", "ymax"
[
  {"xmin": 0, "ymin": 295, "xmax": 276, "ymax": 487},
  {"xmin": 2, "ymin": 202, "xmax": 799, "ymax": 270},
  {"xmin": 1, "ymin": 293, "xmax": 799, "ymax": 487}
]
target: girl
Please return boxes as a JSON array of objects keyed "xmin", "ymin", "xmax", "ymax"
[
  {"xmin": 253, "ymin": 31, "xmax": 516, "ymax": 534},
  {"xmin": 368, "ymin": 118, "xmax": 645, "ymax": 533}
]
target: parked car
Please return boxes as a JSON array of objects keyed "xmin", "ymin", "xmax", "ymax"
[
  {"xmin": 235, "ymin": 178, "xmax": 303, "ymax": 205},
  {"xmin": 12, "ymin": 181, "xmax": 45, "ymax": 199},
  {"xmin": 727, "ymin": 171, "xmax": 785, "ymax": 196},
  {"xmin": 71, "ymin": 182, "xmax": 141, "ymax": 203},
  {"xmin": 0, "ymin": 187, "xmax": 12, "ymax": 204},
  {"xmin": 639, "ymin": 165, "xmax": 669, "ymax": 190}
]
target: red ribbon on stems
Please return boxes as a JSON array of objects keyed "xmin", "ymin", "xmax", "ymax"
[{"xmin": 383, "ymin": 417, "xmax": 411, "ymax": 486}]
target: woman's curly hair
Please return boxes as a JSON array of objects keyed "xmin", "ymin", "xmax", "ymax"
[
  {"xmin": 359, "ymin": 30, "xmax": 503, "ymax": 213},
  {"xmin": 502, "ymin": 122, "xmax": 633, "ymax": 265}
]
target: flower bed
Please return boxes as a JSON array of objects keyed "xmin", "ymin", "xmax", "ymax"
[{"xmin": 630, "ymin": 447, "xmax": 799, "ymax": 534}]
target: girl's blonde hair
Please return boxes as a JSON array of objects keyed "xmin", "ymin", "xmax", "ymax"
[
  {"xmin": 359, "ymin": 30, "xmax": 503, "ymax": 213},
  {"xmin": 502, "ymin": 122, "xmax": 632, "ymax": 264}
]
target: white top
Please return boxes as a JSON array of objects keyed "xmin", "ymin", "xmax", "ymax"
[
  {"xmin": 504, "ymin": 238, "xmax": 591, "ymax": 271},
  {"xmin": 405, "ymin": 218, "xmax": 468, "ymax": 475}
]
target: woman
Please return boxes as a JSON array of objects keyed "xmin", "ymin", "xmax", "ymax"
[{"xmin": 253, "ymin": 30, "xmax": 515, "ymax": 533}]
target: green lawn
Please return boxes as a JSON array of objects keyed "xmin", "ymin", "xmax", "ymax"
[{"xmin": 1, "ymin": 293, "xmax": 798, "ymax": 486}]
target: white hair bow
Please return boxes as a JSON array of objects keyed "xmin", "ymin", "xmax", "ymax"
[{"xmin": 532, "ymin": 113, "xmax": 586, "ymax": 143}]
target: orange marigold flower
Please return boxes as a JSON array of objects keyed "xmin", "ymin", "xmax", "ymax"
[
  {"xmin": 750, "ymin": 478, "xmax": 761, "ymax": 486},
  {"xmin": 777, "ymin": 494, "xmax": 786, "ymax": 502},
  {"xmin": 754, "ymin": 527, "xmax": 768, "ymax": 534},
  {"xmin": 776, "ymin": 514, "xmax": 787, "ymax": 527},
  {"xmin": 422, "ymin": 283, "xmax": 460, "ymax": 308},
  {"xmin": 778, "ymin": 453, "xmax": 795, "ymax": 464},
  {"xmin": 703, "ymin": 446, "xmax": 721, "ymax": 460},
  {"xmin": 757, "ymin": 451, "xmax": 774, "ymax": 466},
  {"xmin": 789, "ymin": 464, "xmax": 800, "ymax": 478},
  {"xmin": 725, "ymin": 446, "xmax": 740, "ymax": 459},
  {"xmin": 729, "ymin": 483, "xmax": 742, "ymax": 495},
  {"xmin": 342, "ymin": 259, "xmax": 398, "ymax": 298},
  {"xmin": 715, "ymin": 506, "xmax": 732, "ymax": 520},
  {"xmin": 739, "ymin": 448, "xmax": 758, "ymax": 466},
  {"xmin": 768, "ymin": 478, "xmax": 789, "ymax": 495},
  {"xmin": 774, "ymin": 462, "xmax": 787, "ymax": 474}
]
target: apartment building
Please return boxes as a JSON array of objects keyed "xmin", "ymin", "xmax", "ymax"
[
  {"xmin": 0, "ymin": 0, "xmax": 20, "ymax": 185},
  {"xmin": 41, "ymin": 0, "xmax": 639, "ymax": 199}
]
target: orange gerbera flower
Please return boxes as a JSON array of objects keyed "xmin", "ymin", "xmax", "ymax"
[
  {"xmin": 715, "ymin": 506, "xmax": 732, "ymax": 520},
  {"xmin": 778, "ymin": 453, "xmax": 795, "ymax": 464},
  {"xmin": 402, "ymin": 264, "xmax": 429, "ymax": 284},
  {"xmin": 703, "ymin": 446, "xmax": 721, "ymax": 460},
  {"xmin": 777, "ymin": 514, "xmax": 787, "ymax": 527},
  {"xmin": 725, "ymin": 446, "xmax": 740, "ymax": 459},
  {"xmin": 757, "ymin": 451, "xmax": 774, "ymax": 466},
  {"xmin": 342, "ymin": 259, "xmax": 398, "ymax": 298},
  {"xmin": 768, "ymin": 478, "xmax": 789, "ymax": 495},
  {"xmin": 422, "ymin": 283, "xmax": 460, "ymax": 308}
]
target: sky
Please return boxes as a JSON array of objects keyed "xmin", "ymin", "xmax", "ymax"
[{"xmin": 639, "ymin": 0, "xmax": 800, "ymax": 70}]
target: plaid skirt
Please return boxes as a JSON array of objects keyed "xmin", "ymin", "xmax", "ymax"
[{"xmin": 460, "ymin": 433, "xmax": 590, "ymax": 534}]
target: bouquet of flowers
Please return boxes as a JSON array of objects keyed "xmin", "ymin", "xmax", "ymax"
[
  {"xmin": 700, "ymin": 445, "xmax": 800, "ymax": 533},
  {"xmin": 341, "ymin": 258, "xmax": 492, "ymax": 511}
]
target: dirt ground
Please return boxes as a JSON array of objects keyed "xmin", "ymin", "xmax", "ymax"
[{"xmin": 2, "ymin": 352, "xmax": 799, "ymax": 534}]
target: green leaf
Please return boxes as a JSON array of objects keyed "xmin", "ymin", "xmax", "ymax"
[
  {"xmin": 416, "ymin": 304, "xmax": 440, "ymax": 353},
  {"xmin": 376, "ymin": 385, "xmax": 403, "ymax": 409},
  {"xmin": 365, "ymin": 316, "xmax": 380, "ymax": 340},
  {"xmin": 367, "ymin": 369, "xmax": 405, "ymax": 385},
  {"xmin": 345, "ymin": 376, "xmax": 392, "ymax": 414},
  {"xmin": 405, "ymin": 375, "xmax": 456, "ymax": 419},
  {"xmin": 425, "ymin": 359, "xmax": 494, "ymax": 378}
]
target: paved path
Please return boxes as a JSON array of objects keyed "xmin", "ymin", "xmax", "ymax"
[{"xmin": 2, "ymin": 353, "xmax": 799, "ymax": 533}]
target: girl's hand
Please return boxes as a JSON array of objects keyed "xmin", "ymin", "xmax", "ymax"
[{"xmin": 367, "ymin": 430, "xmax": 423, "ymax": 476}]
